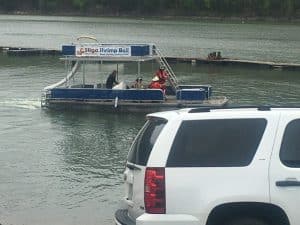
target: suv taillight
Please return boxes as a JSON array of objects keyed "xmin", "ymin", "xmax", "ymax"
[{"xmin": 144, "ymin": 167, "xmax": 166, "ymax": 214}]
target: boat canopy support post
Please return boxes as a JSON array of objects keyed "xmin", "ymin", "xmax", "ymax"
[
  {"xmin": 99, "ymin": 61, "xmax": 104, "ymax": 85},
  {"xmin": 82, "ymin": 62, "xmax": 86, "ymax": 87},
  {"xmin": 65, "ymin": 60, "xmax": 70, "ymax": 87},
  {"xmin": 138, "ymin": 61, "xmax": 141, "ymax": 77},
  {"xmin": 117, "ymin": 63, "xmax": 119, "ymax": 81}
]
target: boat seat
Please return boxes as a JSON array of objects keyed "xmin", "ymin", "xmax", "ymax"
[
  {"xmin": 50, "ymin": 88, "xmax": 165, "ymax": 102},
  {"xmin": 176, "ymin": 88, "xmax": 207, "ymax": 101},
  {"xmin": 178, "ymin": 85, "xmax": 212, "ymax": 98},
  {"xmin": 70, "ymin": 84, "xmax": 94, "ymax": 88}
]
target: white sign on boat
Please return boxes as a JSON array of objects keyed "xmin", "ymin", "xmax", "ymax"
[{"xmin": 75, "ymin": 44, "xmax": 132, "ymax": 57}]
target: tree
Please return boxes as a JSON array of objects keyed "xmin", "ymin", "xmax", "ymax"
[
  {"xmin": 0, "ymin": 0, "xmax": 298, "ymax": 18},
  {"xmin": 72, "ymin": 0, "xmax": 87, "ymax": 10}
]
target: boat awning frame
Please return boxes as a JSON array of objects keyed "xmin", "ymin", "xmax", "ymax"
[{"xmin": 60, "ymin": 55, "xmax": 160, "ymax": 62}]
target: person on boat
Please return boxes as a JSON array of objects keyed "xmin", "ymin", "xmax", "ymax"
[
  {"xmin": 155, "ymin": 65, "xmax": 168, "ymax": 85},
  {"xmin": 148, "ymin": 75, "xmax": 165, "ymax": 92},
  {"xmin": 131, "ymin": 77, "xmax": 144, "ymax": 89},
  {"xmin": 149, "ymin": 66, "xmax": 168, "ymax": 93},
  {"xmin": 106, "ymin": 70, "xmax": 119, "ymax": 89}
]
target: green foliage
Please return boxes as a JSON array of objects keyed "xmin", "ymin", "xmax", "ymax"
[
  {"xmin": 181, "ymin": 0, "xmax": 195, "ymax": 10},
  {"xmin": 204, "ymin": 0, "xmax": 211, "ymax": 9},
  {"xmin": 0, "ymin": 0, "xmax": 299, "ymax": 18},
  {"xmin": 72, "ymin": 0, "xmax": 87, "ymax": 10}
]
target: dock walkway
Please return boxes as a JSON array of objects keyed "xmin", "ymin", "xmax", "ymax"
[{"xmin": 1, "ymin": 46, "xmax": 300, "ymax": 70}]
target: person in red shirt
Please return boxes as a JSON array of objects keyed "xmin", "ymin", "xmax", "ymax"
[
  {"xmin": 155, "ymin": 66, "xmax": 168, "ymax": 85},
  {"xmin": 149, "ymin": 66, "xmax": 168, "ymax": 93},
  {"xmin": 148, "ymin": 76, "xmax": 162, "ymax": 89}
]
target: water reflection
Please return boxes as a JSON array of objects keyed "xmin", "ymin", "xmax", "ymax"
[{"xmin": 44, "ymin": 110, "xmax": 145, "ymax": 208}]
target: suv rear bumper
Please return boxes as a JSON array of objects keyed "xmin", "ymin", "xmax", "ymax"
[{"xmin": 115, "ymin": 209, "xmax": 200, "ymax": 225}]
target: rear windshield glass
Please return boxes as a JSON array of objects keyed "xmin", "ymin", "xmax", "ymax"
[
  {"xmin": 280, "ymin": 119, "xmax": 300, "ymax": 168},
  {"xmin": 167, "ymin": 119, "xmax": 267, "ymax": 167},
  {"xmin": 127, "ymin": 117, "xmax": 167, "ymax": 166}
]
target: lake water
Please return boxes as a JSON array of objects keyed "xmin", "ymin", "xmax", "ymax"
[
  {"xmin": 0, "ymin": 15, "xmax": 300, "ymax": 225},
  {"xmin": 1, "ymin": 15, "xmax": 300, "ymax": 63}
]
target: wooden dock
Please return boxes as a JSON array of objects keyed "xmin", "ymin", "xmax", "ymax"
[
  {"xmin": 1, "ymin": 46, "xmax": 300, "ymax": 70},
  {"xmin": 165, "ymin": 57, "xmax": 300, "ymax": 71}
]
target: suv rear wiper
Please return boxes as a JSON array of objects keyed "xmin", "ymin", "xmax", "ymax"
[{"xmin": 126, "ymin": 162, "xmax": 141, "ymax": 171}]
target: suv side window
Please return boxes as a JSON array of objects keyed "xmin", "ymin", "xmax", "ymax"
[
  {"xmin": 280, "ymin": 119, "xmax": 300, "ymax": 168},
  {"xmin": 167, "ymin": 119, "xmax": 267, "ymax": 167},
  {"xmin": 127, "ymin": 117, "xmax": 167, "ymax": 166}
]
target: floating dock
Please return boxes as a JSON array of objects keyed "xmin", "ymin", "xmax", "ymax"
[
  {"xmin": 1, "ymin": 46, "xmax": 300, "ymax": 70},
  {"xmin": 167, "ymin": 56, "xmax": 300, "ymax": 70},
  {"xmin": 0, "ymin": 47, "xmax": 61, "ymax": 56}
]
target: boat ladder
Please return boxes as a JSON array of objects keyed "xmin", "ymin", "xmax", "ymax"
[{"xmin": 155, "ymin": 47, "xmax": 179, "ymax": 92}]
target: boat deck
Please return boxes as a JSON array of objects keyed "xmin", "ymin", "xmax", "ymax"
[{"xmin": 45, "ymin": 95, "xmax": 228, "ymax": 113}]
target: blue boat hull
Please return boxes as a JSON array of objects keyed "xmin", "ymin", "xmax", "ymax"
[{"xmin": 42, "ymin": 87, "xmax": 227, "ymax": 112}]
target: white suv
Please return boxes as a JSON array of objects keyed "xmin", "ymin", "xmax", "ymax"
[{"xmin": 115, "ymin": 107, "xmax": 300, "ymax": 225}]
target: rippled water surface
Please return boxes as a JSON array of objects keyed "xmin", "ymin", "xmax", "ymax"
[
  {"xmin": 0, "ymin": 15, "xmax": 300, "ymax": 225},
  {"xmin": 1, "ymin": 15, "xmax": 300, "ymax": 62}
]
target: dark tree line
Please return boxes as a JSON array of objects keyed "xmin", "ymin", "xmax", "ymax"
[{"xmin": 0, "ymin": 0, "xmax": 299, "ymax": 18}]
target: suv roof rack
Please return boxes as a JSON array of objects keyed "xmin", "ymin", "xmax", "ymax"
[
  {"xmin": 188, "ymin": 107, "xmax": 211, "ymax": 113},
  {"xmin": 257, "ymin": 106, "xmax": 271, "ymax": 111},
  {"xmin": 188, "ymin": 105, "xmax": 300, "ymax": 113}
]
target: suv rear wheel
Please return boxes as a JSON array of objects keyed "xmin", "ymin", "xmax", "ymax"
[{"xmin": 226, "ymin": 217, "xmax": 270, "ymax": 225}]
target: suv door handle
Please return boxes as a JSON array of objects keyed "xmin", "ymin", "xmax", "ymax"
[{"xmin": 276, "ymin": 180, "xmax": 300, "ymax": 187}]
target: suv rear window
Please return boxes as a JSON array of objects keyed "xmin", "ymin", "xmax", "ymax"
[
  {"xmin": 167, "ymin": 119, "xmax": 267, "ymax": 167},
  {"xmin": 127, "ymin": 117, "xmax": 167, "ymax": 166},
  {"xmin": 280, "ymin": 119, "xmax": 300, "ymax": 168}
]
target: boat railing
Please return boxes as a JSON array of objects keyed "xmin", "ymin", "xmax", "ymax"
[
  {"xmin": 76, "ymin": 36, "xmax": 99, "ymax": 43},
  {"xmin": 154, "ymin": 47, "xmax": 179, "ymax": 92}
]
